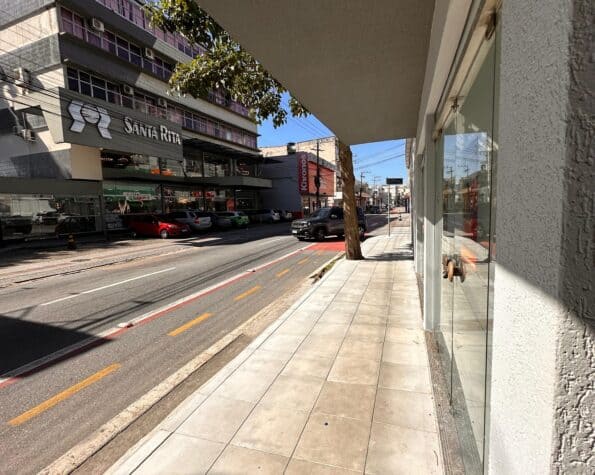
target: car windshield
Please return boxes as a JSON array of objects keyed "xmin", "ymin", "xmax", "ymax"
[{"xmin": 309, "ymin": 208, "xmax": 330, "ymax": 219}]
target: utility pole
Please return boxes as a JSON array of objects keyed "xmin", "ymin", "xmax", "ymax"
[
  {"xmin": 315, "ymin": 140, "xmax": 321, "ymax": 209},
  {"xmin": 359, "ymin": 171, "xmax": 366, "ymax": 208}
]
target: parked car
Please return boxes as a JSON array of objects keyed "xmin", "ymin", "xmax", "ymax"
[
  {"xmin": 208, "ymin": 212, "xmax": 232, "ymax": 229},
  {"xmin": 274, "ymin": 209, "xmax": 293, "ymax": 221},
  {"xmin": 290, "ymin": 206, "xmax": 367, "ymax": 241},
  {"xmin": 243, "ymin": 209, "xmax": 280, "ymax": 224},
  {"xmin": 55, "ymin": 216, "xmax": 95, "ymax": 235},
  {"xmin": 165, "ymin": 210, "xmax": 211, "ymax": 232},
  {"xmin": 217, "ymin": 211, "xmax": 249, "ymax": 228},
  {"xmin": 126, "ymin": 214, "xmax": 190, "ymax": 238}
]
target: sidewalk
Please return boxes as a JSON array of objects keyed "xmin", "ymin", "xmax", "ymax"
[{"xmin": 108, "ymin": 227, "xmax": 442, "ymax": 474}]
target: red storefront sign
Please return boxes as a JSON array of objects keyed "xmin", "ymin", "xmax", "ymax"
[{"xmin": 297, "ymin": 153, "xmax": 309, "ymax": 195}]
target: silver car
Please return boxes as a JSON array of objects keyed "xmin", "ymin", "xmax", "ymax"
[{"xmin": 166, "ymin": 210, "xmax": 212, "ymax": 232}]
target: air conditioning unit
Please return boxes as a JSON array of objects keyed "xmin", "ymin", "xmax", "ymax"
[
  {"xmin": 90, "ymin": 18, "xmax": 105, "ymax": 32},
  {"xmin": 122, "ymin": 84, "xmax": 134, "ymax": 95},
  {"xmin": 20, "ymin": 129, "xmax": 36, "ymax": 142},
  {"xmin": 144, "ymin": 48, "xmax": 155, "ymax": 60},
  {"xmin": 157, "ymin": 98, "xmax": 167, "ymax": 108},
  {"xmin": 13, "ymin": 67, "xmax": 31, "ymax": 85}
]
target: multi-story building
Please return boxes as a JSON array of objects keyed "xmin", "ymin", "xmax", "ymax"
[
  {"xmin": 261, "ymin": 136, "xmax": 343, "ymax": 206},
  {"xmin": 0, "ymin": 0, "xmax": 269, "ymax": 239},
  {"xmin": 259, "ymin": 151, "xmax": 337, "ymax": 218}
]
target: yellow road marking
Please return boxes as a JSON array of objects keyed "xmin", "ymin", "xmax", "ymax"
[
  {"xmin": 298, "ymin": 258, "xmax": 309, "ymax": 265},
  {"xmin": 168, "ymin": 312, "xmax": 213, "ymax": 337},
  {"xmin": 234, "ymin": 285, "xmax": 262, "ymax": 301},
  {"xmin": 8, "ymin": 363, "xmax": 121, "ymax": 427},
  {"xmin": 276, "ymin": 269, "xmax": 290, "ymax": 278}
]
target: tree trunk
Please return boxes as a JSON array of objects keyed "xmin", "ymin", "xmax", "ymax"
[{"xmin": 338, "ymin": 141, "xmax": 363, "ymax": 260}]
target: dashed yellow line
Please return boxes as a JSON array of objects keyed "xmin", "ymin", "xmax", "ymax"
[
  {"xmin": 234, "ymin": 285, "xmax": 262, "ymax": 301},
  {"xmin": 168, "ymin": 312, "xmax": 213, "ymax": 337},
  {"xmin": 8, "ymin": 363, "xmax": 121, "ymax": 427},
  {"xmin": 298, "ymin": 258, "xmax": 309, "ymax": 265},
  {"xmin": 276, "ymin": 269, "xmax": 290, "ymax": 278}
]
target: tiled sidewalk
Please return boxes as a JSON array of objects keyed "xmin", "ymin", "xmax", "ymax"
[{"xmin": 108, "ymin": 228, "xmax": 443, "ymax": 474}]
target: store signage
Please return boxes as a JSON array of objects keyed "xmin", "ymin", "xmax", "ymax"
[
  {"xmin": 386, "ymin": 177, "xmax": 403, "ymax": 185},
  {"xmin": 123, "ymin": 117, "xmax": 182, "ymax": 145},
  {"xmin": 68, "ymin": 100, "xmax": 112, "ymax": 139},
  {"xmin": 298, "ymin": 154, "xmax": 309, "ymax": 194}
]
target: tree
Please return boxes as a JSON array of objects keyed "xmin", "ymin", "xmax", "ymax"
[{"xmin": 147, "ymin": 0, "xmax": 363, "ymax": 259}]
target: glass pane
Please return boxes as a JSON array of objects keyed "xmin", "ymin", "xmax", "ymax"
[{"xmin": 450, "ymin": 38, "xmax": 497, "ymax": 473}]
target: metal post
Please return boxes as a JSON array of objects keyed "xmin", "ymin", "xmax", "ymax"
[{"xmin": 388, "ymin": 185, "xmax": 391, "ymax": 237}]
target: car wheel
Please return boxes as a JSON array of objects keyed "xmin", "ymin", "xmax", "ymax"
[
  {"xmin": 160, "ymin": 229, "xmax": 169, "ymax": 239},
  {"xmin": 314, "ymin": 227, "xmax": 326, "ymax": 241},
  {"xmin": 336, "ymin": 233, "xmax": 344, "ymax": 239},
  {"xmin": 297, "ymin": 237, "xmax": 306, "ymax": 241}
]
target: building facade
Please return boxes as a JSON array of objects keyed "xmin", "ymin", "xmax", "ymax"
[
  {"xmin": 261, "ymin": 136, "xmax": 343, "ymax": 206},
  {"xmin": 0, "ymin": 0, "xmax": 268, "ymax": 240},
  {"xmin": 260, "ymin": 151, "xmax": 337, "ymax": 217},
  {"xmin": 195, "ymin": 0, "xmax": 594, "ymax": 473}
]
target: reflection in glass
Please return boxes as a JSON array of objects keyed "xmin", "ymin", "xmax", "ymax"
[{"xmin": 437, "ymin": 36, "xmax": 497, "ymax": 474}]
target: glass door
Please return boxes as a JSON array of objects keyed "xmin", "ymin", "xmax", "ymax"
[{"xmin": 438, "ymin": 31, "xmax": 498, "ymax": 473}]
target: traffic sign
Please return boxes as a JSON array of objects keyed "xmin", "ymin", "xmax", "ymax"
[{"xmin": 386, "ymin": 177, "xmax": 403, "ymax": 185}]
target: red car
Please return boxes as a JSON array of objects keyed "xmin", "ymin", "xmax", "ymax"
[{"xmin": 127, "ymin": 214, "xmax": 190, "ymax": 239}]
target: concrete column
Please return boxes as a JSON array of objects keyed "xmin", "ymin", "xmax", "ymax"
[
  {"xmin": 488, "ymin": 1, "xmax": 594, "ymax": 473},
  {"xmin": 413, "ymin": 153, "xmax": 425, "ymax": 275},
  {"xmin": 422, "ymin": 114, "xmax": 441, "ymax": 331}
]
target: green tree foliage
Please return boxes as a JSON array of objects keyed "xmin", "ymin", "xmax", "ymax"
[{"xmin": 146, "ymin": 0, "xmax": 308, "ymax": 126}]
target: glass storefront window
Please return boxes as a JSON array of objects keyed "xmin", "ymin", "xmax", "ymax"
[
  {"xmin": 204, "ymin": 154, "xmax": 231, "ymax": 177},
  {"xmin": 437, "ymin": 29, "xmax": 498, "ymax": 474},
  {"xmin": 102, "ymin": 181, "xmax": 161, "ymax": 230},
  {"xmin": 0, "ymin": 193, "xmax": 102, "ymax": 240}
]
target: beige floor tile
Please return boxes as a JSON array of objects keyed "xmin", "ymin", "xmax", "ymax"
[
  {"xmin": 373, "ymin": 387, "xmax": 436, "ymax": 432},
  {"xmin": 314, "ymin": 381, "xmax": 376, "ymax": 421},
  {"xmin": 261, "ymin": 374, "xmax": 325, "ymax": 411},
  {"xmin": 134, "ymin": 434, "xmax": 224, "ymax": 475},
  {"xmin": 318, "ymin": 311, "xmax": 355, "ymax": 324},
  {"xmin": 297, "ymin": 335, "xmax": 344, "ymax": 358},
  {"xmin": 378, "ymin": 362, "xmax": 431, "ymax": 394},
  {"xmin": 327, "ymin": 356, "xmax": 380, "ymax": 386},
  {"xmin": 337, "ymin": 338, "xmax": 383, "ymax": 361},
  {"xmin": 365, "ymin": 422, "xmax": 442, "ymax": 474},
  {"xmin": 260, "ymin": 334, "xmax": 305, "ymax": 354},
  {"xmin": 212, "ymin": 369, "xmax": 275, "ymax": 403},
  {"xmin": 385, "ymin": 327, "xmax": 425, "ymax": 345},
  {"xmin": 294, "ymin": 413, "xmax": 370, "ymax": 472},
  {"xmin": 282, "ymin": 354, "xmax": 334, "ymax": 379},
  {"xmin": 176, "ymin": 396, "xmax": 254, "ymax": 443},
  {"xmin": 309, "ymin": 322, "xmax": 350, "ymax": 338},
  {"xmin": 160, "ymin": 392, "xmax": 209, "ymax": 432},
  {"xmin": 346, "ymin": 323, "xmax": 386, "ymax": 343},
  {"xmin": 382, "ymin": 342, "xmax": 428, "ymax": 366},
  {"xmin": 277, "ymin": 318, "xmax": 316, "ymax": 336},
  {"xmin": 209, "ymin": 445, "xmax": 288, "ymax": 475},
  {"xmin": 232, "ymin": 402, "xmax": 309, "ymax": 457},
  {"xmin": 285, "ymin": 459, "xmax": 360, "ymax": 474},
  {"xmin": 351, "ymin": 313, "xmax": 387, "ymax": 326},
  {"xmin": 333, "ymin": 292, "xmax": 364, "ymax": 304},
  {"xmin": 238, "ymin": 349, "xmax": 289, "ymax": 375}
]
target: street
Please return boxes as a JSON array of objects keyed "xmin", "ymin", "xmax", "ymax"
[{"xmin": 0, "ymin": 216, "xmax": 388, "ymax": 474}]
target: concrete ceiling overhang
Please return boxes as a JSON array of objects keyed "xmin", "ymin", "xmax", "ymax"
[{"xmin": 196, "ymin": 0, "xmax": 435, "ymax": 145}]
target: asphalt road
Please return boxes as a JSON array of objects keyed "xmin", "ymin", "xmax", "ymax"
[{"xmin": 0, "ymin": 215, "xmax": 390, "ymax": 474}]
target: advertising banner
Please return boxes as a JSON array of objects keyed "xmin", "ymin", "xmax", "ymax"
[{"xmin": 297, "ymin": 152, "xmax": 309, "ymax": 195}]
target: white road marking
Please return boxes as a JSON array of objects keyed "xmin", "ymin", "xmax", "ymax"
[{"xmin": 40, "ymin": 267, "xmax": 176, "ymax": 306}]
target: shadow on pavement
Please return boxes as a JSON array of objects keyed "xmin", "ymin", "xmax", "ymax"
[{"xmin": 0, "ymin": 315, "xmax": 110, "ymax": 376}]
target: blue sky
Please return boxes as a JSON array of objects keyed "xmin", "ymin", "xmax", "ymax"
[{"xmin": 257, "ymin": 95, "xmax": 409, "ymax": 187}]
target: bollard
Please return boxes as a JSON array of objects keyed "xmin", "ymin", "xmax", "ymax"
[{"xmin": 67, "ymin": 234, "xmax": 77, "ymax": 250}]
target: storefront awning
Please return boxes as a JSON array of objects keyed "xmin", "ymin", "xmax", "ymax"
[{"xmin": 195, "ymin": 0, "xmax": 435, "ymax": 145}]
